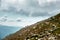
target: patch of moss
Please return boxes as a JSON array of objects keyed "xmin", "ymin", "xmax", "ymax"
[{"xmin": 52, "ymin": 28, "xmax": 60, "ymax": 35}]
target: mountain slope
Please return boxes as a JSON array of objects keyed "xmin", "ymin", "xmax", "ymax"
[
  {"xmin": 3, "ymin": 13, "xmax": 60, "ymax": 40},
  {"xmin": 0, "ymin": 25, "xmax": 21, "ymax": 40}
]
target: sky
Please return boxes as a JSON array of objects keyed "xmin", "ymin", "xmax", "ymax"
[{"xmin": 0, "ymin": 0, "xmax": 60, "ymax": 27}]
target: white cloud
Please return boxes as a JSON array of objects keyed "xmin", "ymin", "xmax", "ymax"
[
  {"xmin": 0, "ymin": 16, "xmax": 49, "ymax": 27},
  {"xmin": 38, "ymin": 0, "xmax": 56, "ymax": 5},
  {"xmin": 0, "ymin": 0, "xmax": 60, "ymax": 27}
]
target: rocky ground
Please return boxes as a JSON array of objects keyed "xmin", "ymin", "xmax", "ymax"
[{"xmin": 3, "ymin": 13, "xmax": 60, "ymax": 40}]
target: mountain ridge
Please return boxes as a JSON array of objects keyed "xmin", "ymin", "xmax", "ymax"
[
  {"xmin": 3, "ymin": 13, "xmax": 60, "ymax": 40},
  {"xmin": 0, "ymin": 25, "xmax": 21, "ymax": 40}
]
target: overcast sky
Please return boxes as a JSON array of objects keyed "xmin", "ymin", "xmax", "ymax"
[{"xmin": 0, "ymin": 0, "xmax": 60, "ymax": 27}]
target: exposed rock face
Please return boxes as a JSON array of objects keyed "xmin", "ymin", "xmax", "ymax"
[{"xmin": 3, "ymin": 13, "xmax": 60, "ymax": 40}]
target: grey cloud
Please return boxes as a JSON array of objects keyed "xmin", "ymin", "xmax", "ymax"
[
  {"xmin": 0, "ymin": 16, "xmax": 8, "ymax": 22},
  {"xmin": 0, "ymin": 0, "xmax": 60, "ymax": 17},
  {"xmin": 26, "ymin": 0, "xmax": 39, "ymax": 7},
  {"xmin": 17, "ymin": 9, "xmax": 30, "ymax": 16}
]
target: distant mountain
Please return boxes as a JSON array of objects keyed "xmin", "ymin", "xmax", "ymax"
[
  {"xmin": 3, "ymin": 13, "xmax": 60, "ymax": 40},
  {"xmin": 0, "ymin": 25, "xmax": 21, "ymax": 40}
]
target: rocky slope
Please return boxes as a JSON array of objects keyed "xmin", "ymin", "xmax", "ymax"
[{"xmin": 3, "ymin": 13, "xmax": 60, "ymax": 40}]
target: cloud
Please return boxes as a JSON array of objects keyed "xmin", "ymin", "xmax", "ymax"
[
  {"xmin": 0, "ymin": 0, "xmax": 60, "ymax": 17},
  {"xmin": 0, "ymin": 0, "xmax": 60, "ymax": 27}
]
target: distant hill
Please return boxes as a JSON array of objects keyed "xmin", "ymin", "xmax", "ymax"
[
  {"xmin": 3, "ymin": 13, "xmax": 60, "ymax": 40},
  {"xmin": 0, "ymin": 25, "xmax": 21, "ymax": 40}
]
